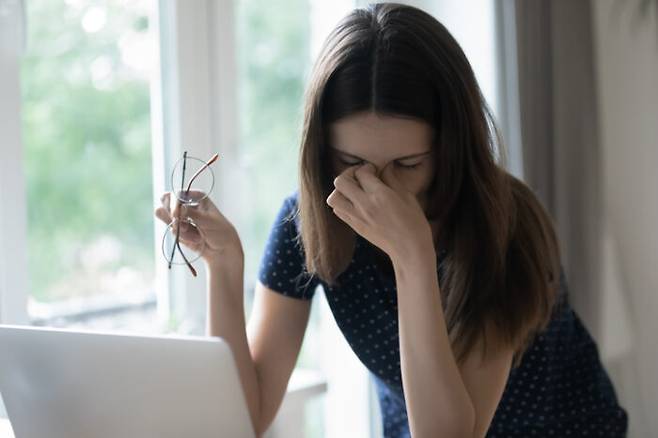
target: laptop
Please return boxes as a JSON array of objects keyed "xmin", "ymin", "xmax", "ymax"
[{"xmin": 0, "ymin": 325, "xmax": 255, "ymax": 438}]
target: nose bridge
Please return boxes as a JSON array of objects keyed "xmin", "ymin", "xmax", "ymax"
[
  {"xmin": 370, "ymin": 160, "xmax": 392, "ymax": 178},
  {"xmin": 379, "ymin": 161, "xmax": 395, "ymax": 179}
]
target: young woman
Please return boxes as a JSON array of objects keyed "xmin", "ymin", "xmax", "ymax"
[{"xmin": 155, "ymin": 3, "xmax": 628, "ymax": 437}]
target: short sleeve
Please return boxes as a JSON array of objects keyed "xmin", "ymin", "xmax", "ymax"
[{"xmin": 257, "ymin": 192, "xmax": 320, "ymax": 300}]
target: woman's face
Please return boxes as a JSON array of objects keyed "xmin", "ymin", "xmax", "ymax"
[{"xmin": 328, "ymin": 111, "xmax": 436, "ymax": 211}]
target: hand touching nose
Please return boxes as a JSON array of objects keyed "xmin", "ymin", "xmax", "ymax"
[
  {"xmin": 328, "ymin": 161, "xmax": 431, "ymax": 263},
  {"xmin": 359, "ymin": 162, "xmax": 407, "ymax": 194}
]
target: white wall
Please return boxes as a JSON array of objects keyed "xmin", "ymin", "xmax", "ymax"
[{"xmin": 591, "ymin": 0, "xmax": 658, "ymax": 436}]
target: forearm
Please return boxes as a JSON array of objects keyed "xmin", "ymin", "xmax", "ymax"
[
  {"xmin": 393, "ymin": 248, "xmax": 475, "ymax": 437},
  {"xmin": 206, "ymin": 251, "xmax": 262, "ymax": 435}
]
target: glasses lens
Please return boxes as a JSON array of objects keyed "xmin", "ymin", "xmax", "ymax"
[
  {"xmin": 170, "ymin": 155, "xmax": 215, "ymax": 205},
  {"xmin": 161, "ymin": 219, "xmax": 205, "ymax": 265}
]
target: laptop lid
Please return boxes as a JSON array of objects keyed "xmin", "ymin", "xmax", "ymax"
[{"xmin": 0, "ymin": 325, "xmax": 255, "ymax": 438}]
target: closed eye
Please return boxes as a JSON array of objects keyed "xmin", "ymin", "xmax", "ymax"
[
  {"xmin": 338, "ymin": 158, "xmax": 422, "ymax": 170},
  {"xmin": 338, "ymin": 158, "xmax": 363, "ymax": 166},
  {"xmin": 395, "ymin": 161, "xmax": 422, "ymax": 169}
]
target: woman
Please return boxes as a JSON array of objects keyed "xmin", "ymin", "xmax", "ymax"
[{"xmin": 155, "ymin": 3, "xmax": 627, "ymax": 437}]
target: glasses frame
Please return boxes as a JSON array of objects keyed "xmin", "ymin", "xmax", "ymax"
[{"xmin": 163, "ymin": 150, "xmax": 219, "ymax": 276}]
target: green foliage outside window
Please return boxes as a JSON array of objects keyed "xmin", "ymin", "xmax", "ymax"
[
  {"xmin": 21, "ymin": 0, "xmax": 155, "ymax": 304},
  {"xmin": 236, "ymin": 0, "xmax": 311, "ymax": 288}
]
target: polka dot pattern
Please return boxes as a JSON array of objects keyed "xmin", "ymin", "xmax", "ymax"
[
  {"xmin": 258, "ymin": 192, "xmax": 628, "ymax": 437},
  {"xmin": 258, "ymin": 194, "xmax": 320, "ymax": 299}
]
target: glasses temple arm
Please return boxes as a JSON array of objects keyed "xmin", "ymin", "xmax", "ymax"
[{"xmin": 185, "ymin": 153, "xmax": 219, "ymax": 194}]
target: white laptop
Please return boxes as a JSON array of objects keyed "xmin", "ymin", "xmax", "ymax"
[{"xmin": 0, "ymin": 325, "xmax": 255, "ymax": 438}]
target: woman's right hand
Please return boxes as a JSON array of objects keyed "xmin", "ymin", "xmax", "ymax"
[{"xmin": 154, "ymin": 191, "xmax": 244, "ymax": 269}]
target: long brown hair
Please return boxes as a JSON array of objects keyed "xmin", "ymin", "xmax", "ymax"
[{"xmin": 297, "ymin": 3, "xmax": 560, "ymax": 366}]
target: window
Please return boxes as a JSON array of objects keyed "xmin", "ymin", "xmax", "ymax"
[
  {"xmin": 18, "ymin": 0, "xmax": 159, "ymax": 329},
  {"xmin": 235, "ymin": 1, "xmax": 365, "ymax": 436},
  {"xmin": 235, "ymin": 0, "xmax": 311, "ymax": 311},
  {"xmin": 1, "ymin": 0, "xmax": 509, "ymax": 435}
]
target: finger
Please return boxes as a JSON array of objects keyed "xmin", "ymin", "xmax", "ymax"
[
  {"xmin": 167, "ymin": 192, "xmax": 188, "ymax": 222},
  {"xmin": 332, "ymin": 172, "xmax": 365, "ymax": 207},
  {"xmin": 171, "ymin": 191, "xmax": 210, "ymax": 218},
  {"xmin": 160, "ymin": 192, "xmax": 172, "ymax": 216},
  {"xmin": 174, "ymin": 227, "xmax": 204, "ymax": 254},
  {"xmin": 173, "ymin": 190, "xmax": 212, "ymax": 212},
  {"xmin": 332, "ymin": 205, "xmax": 367, "ymax": 236},
  {"xmin": 354, "ymin": 163, "xmax": 385, "ymax": 193},
  {"xmin": 326, "ymin": 189, "xmax": 355, "ymax": 214},
  {"xmin": 155, "ymin": 206, "xmax": 172, "ymax": 225},
  {"xmin": 171, "ymin": 197, "xmax": 184, "ymax": 219},
  {"xmin": 160, "ymin": 191, "xmax": 170, "ymax": 206},
  {"xmin": 175, "ymin": 203, "xmax": 223, "ymax": 230},
  {"xmin": 176, "ymin": 220, "xmax": 203, "ymax": 245},
  {"xmin": 165, "ymin": 218, "xmax": 203, "ymax": 254}
]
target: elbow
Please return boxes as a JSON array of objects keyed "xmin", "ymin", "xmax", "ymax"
[
  {"xmin": 440, "ymin": 401, "xmax": 477, "ymax": 438},
  {"xmin": 411, "ymin": 408, "xmax": 476, "ymax": 438},
  {"xmin": 254, "ymin": 417, "xmax": 277, "ymax": 438},
  {"xmin": 250, "ymin": 397, "xmax": 270, "ymax": 438},
  {"xmin": 452, "ymin": 393, "xmax": 476, "ymax": 437},
  {"xmin": 460, "ymin": 400, "xmax": 477, "ymax": 438},
  {"xmin": 252, "ymin": 414, "xmax": 270, "ymax": 438},
  {"xmin": 248, "ymin": 410, "xmax": 262, "ymax": 438},
  {"xmin": 411, "ymin": 424, "xmax": 473, "ymax": 438}
]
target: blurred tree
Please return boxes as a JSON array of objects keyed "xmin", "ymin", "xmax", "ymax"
[
  {"xmin": 21, "ymin": 0, "xmax": 155, "ymax": 303},
  {"xmin": 236, "ymin": 0, "xmax": 311, "ymax": 286}
]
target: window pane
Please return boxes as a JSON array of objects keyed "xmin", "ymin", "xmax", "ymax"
[
  {"xmin": 236, "ymin": 0, "xmax": 310, "ymax": 291},
  {"xmin": 236, "ymin": 1, "xmax": 355, "ymax": 436},
  {"xmin": 21, "ymin": 0, "xmax": 157, "ymax": 323}
]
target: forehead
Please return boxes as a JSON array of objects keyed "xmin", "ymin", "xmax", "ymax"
[{"xmin": 328, "ymin": 112, "xmax": 433, "ymax": 158}]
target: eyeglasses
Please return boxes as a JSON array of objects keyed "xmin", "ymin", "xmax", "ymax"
[{"xmin": 161, "ymin": 151, "xmax": 219, "ymax": 276}]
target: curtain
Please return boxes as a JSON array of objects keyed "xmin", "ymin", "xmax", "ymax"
[{"xmin": 512, "ymin": 0, "xmax": 603, "ymax": 337}]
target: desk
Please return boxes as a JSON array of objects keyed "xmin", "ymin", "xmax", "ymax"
[{"xmin": 0, "ymin": 368, "xmax": 326, "ymax": 438}]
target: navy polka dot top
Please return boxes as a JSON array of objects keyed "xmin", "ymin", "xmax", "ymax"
[{"xmin": 258, "ymin": 191, "xmax": 628, "ymax": 437}]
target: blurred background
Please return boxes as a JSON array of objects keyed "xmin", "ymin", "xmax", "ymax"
[{"xmin": 0, "ymin": 0, "xmax": 656, "ymax": 437}]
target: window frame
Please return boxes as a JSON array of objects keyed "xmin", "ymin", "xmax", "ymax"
[
  {"xmin": 0, "ymin": 0, "xmax": 29, "ymax": 418},
  {"xmin": 152, "ymin": 0, "xmax": 242, "ymax": 334},
  {"xmin": 0, "ymin": 0, "xmax": 29, "ymax": 327}
]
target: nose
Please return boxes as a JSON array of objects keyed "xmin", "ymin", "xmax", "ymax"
[{"xmin": 365, "ymin": 161, "xmax": 392, "ymax": 178}]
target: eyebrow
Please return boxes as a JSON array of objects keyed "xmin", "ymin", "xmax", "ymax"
[{"xmin": 330, "ymin": 147, "xmax": 432, "ymax": 161}]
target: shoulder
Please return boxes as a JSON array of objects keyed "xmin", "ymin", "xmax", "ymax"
[
  {"xmin": 284, "ymin": 189, "xmax": 300, "ymax": 206},
  {"xmin": 278, "ymin": 190, "xmax": 299, "ymax": 216},
  {"xmin": 279, "ymin": 190, "xmax": 303, "ymax": 235},
  {"xmin": 271, "ymin": 190, "xmax": 300, "ymax": 226}
]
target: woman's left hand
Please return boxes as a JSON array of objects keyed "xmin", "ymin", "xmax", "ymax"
[{"xmin": 327, "ymin": 162, "xmax": 435, "ymax": 263}]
